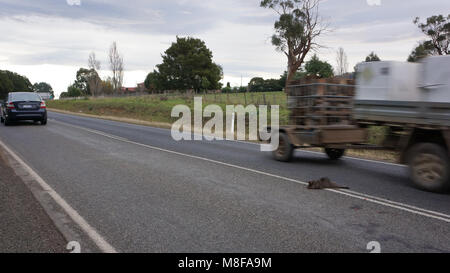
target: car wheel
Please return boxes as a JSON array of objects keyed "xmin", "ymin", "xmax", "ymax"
[
  {"xmin": 273, "ymin": 132, "xmax": 294, "ymax": 162},
  {"xmin": 407, "ymin": 143, "xmax": 450, "ymax": 193},
  {"xmin": 325, "ymin": 148, "xmax": 346, "ymax": 160},
  {"xmin": 4, "ymin": 117, "xmax": 10, "ymax": 126}
]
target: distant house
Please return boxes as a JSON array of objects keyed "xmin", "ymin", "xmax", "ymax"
[
  {"xmin": 120, "ymin": 87, "xmax": 138, "ymax": 93},
  {"xmin": 120, "ymin": 83, "xmax": 147, "ymax": 93}
]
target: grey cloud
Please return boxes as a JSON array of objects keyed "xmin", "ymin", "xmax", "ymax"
[
  {"xmin": 8, "ymin": 49, "xmax": 88, "ymax": 66},
  {"xmin": 0, "ymin": 0, "xmax": 448, "ymax": 36},
  {"xmin": 1, "ymin": 0, "xmax": 449, "ymax": 73}
]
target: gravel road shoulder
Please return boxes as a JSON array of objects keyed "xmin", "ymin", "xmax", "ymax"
[{"xmin": 0, "ymin": 149, "xmax": 67, "ymax": 253}]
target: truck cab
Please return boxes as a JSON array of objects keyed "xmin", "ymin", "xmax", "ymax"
[{"xmin": 354, "ymin": 56, "xmax": 450, "ymax": 192}]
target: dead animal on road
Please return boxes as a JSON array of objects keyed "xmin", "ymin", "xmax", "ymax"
[{"xmin": 307, "ymin": 177, "xmax": 349, "ymax": 190}]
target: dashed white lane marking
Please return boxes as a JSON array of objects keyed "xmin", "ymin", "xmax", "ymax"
[
  {"xmin": 53, "ymin": 119, "xmax": 450, "ymax": 224},
  {"xmin": 0, "ymin": 138, "xmax": 118, "ymax": 253}
]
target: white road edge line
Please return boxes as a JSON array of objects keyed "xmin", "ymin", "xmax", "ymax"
[
  {"xmin": 49, "ymin": 112, "xmax": 406, "ymax": 168},
  {"xmin": 0, "ymin": 139, "xmax": 118, "ymax": 253},
  {"xmin": 53, "ymin": 120, "xmax": 450, "ymax": 223}
]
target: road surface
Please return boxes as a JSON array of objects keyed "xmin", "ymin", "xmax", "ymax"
[{"xmin": 0, "ymin": 111, "xmax": 449, "ymax": 252}]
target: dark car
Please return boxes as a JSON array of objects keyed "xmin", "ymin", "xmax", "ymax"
[{"xmin": 1, "ymin": 92, "xmax": 47, "ymax": 126}]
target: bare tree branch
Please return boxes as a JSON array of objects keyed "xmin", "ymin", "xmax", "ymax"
[
  {"xmin": 336, "ymin": 47, "xmax": 348, "ymax": 76},
  {"xmin": 108, "ymin": 42, "xmax": 124, "ymax": 94},
  {"xmin": 87, "ymin": 52, "xmax": 102, "ymax": 97}
]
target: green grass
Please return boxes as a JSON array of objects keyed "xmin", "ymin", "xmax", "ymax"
[{"xmin": 47, "ymin": 92, "xmax": 289, "ymax": 125}]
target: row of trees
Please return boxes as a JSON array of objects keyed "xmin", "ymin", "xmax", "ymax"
[
  {"xmin": 61, "ymin": 42, "xmax": 124, "ymax": 98},
  {"xmin": 244, "ymin": 51, "xmax": 381, "ymax": 93},
  {"xmin": 0, "ymin": 70, "xmax": 54, "ymax": 100},
  {"xmin": 220, "ymin": 49, "xmax": 382, "ymax": 93},
  {"xmin": 246, "ymin": 54, "xmax": 334, "ymax": 92},
  {"xmin": 0, "ymin": 70, "xmax": 32, "ymax": 99}
]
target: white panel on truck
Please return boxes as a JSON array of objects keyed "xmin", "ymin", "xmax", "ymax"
[
  {"xmin": 355, "ymin": 61, "xmax": 421, "ymax": 101},
  {"xmin": 420, "ymin": 55, "xmax": 450, "ymax": 103}
]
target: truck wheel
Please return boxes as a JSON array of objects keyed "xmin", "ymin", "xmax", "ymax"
[
  {"xmin": 273, "ymin": 132, "xmax": 294, "ymax": 162},
  {"xmin": 407, "ymin": 143, "xmax": 450, "ymax": 193},
  {"xmin": 325, "ymin": 148, "xmax": 346, "ymax": 160}
]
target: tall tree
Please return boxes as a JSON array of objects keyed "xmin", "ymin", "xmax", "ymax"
[
  {"xmin": 261, "ymin": 0, "xmax": 328, "ymax": 89},
  {"xmin": 60, "ymin": 85, "xmax": 83, "ymax": 98},
  {"xmin": 73, "ymin": 68, "xmax": 99, "ymax": 96},
  {"xmin": 32, "ymin": 82, "xmax": 53, "ymax": 93},
  {"xmin": 304, "ymin": 54, "xmax": 334, "ymax": 78},
  {"xmin": 0, "ymin": 70, "xmax": 32, "ymax": 99},
  {"xmin": 408, "ymin": 43, "xmax": 433, "ymax": 62},
  {"xmin": 408, "ymin": 15, "xmax": 449, "ymax": 61},
  {"xmin": 336, "ymin": 47, "xmax": 348, "ymax": 76},
  {"xmin": 144, "ymin": 71, "xmax": 163, "ymax": 93},
  {"xmin": 32, "ymin": 82, "xmax": 54, "ymax": 98},
  {"xmin": 365, "ymin": 52, "xmax": 381, "ymax": 62},
  {"xmin": 279, "ymin": 69, "xmax": 306, "ymax": 87},
  {"xmin": 248, "ymin": 77, "xmax": 266, "ymax": 92},
  {"xmin": 150, "ymin": 36, "xmax": 223, "ymax": 92},
  {"xmin": 109, "ymin": 42, "xmax": 124, "ymax": 93},
  {"xmin": 88, "ymin": 52, "xmax": 102, "ymax": 96}
]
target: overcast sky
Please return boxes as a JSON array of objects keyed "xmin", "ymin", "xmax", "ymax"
[{"xmin": 0, "ymin": 0, "xmax": 448, "ymax": 97}]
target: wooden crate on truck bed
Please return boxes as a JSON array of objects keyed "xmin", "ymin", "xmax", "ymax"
[{"xmin": 287, "ymin": 78, "xmax": 356, "ymax": 127}]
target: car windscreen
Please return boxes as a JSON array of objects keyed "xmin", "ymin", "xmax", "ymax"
[{"xmin": 10, "ymin": 93, "xmax": 41, "ymax": 102}]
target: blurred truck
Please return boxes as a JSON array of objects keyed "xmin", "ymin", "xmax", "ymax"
[{"xmin": 272, "ymin": 55, "xmax": 450, "ymax": 193}]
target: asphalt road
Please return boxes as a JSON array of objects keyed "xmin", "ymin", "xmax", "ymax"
[{"xmin": 0, "ymin": 111, "xmax": 449, "ymax": 253}]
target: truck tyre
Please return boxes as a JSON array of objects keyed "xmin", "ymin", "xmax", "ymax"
[
  {"xmin": 325, "ymin": 148, "xmax": 346, "ymax": 160},
  {"xmin": 407, "ymin": 143, "xmax": 450, "ymax": 193},
  {"xmin": 273, "ymin": 132, "xmax": 294, "ymax": 162}
]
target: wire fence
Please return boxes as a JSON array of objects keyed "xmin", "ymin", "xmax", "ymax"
[{"xmin": 59, "ymin": 90, "xmax": 287, "ymax": 107}]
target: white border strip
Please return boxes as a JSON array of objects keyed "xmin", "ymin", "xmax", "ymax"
[{"xmin": 0, "ymin": 139, "xmax": 118, "ymax": 253}]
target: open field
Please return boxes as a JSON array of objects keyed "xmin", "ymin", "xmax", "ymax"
[{"xmin": 48, "ymin": 92, "xmax": 289, "ymax": 124}]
